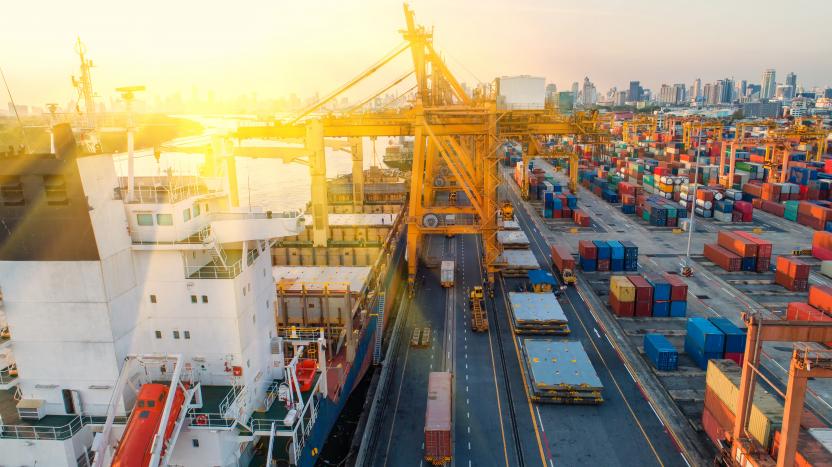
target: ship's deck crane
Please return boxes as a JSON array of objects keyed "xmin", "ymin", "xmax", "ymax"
[{"xmin": 727, "ymin": 314, "xmax": 832, "ymax": 467}]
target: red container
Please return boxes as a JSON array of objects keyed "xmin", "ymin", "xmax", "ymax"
[
  {"xmin": 610, "ymin": 293, "xmax": 635, "ymax": 317},
  {"xmin": 627, "ymin": 275, "xmax": 654, "ymax": 301},
  {"xmin": 573, "ymin": 210, "xmax": 591, "ymax": 227},
  {"xmin": 724, "ymin": 352, "xmax": 744, "ymax": 366},
  {"xmin": 550, "ymin": 244, "xmax": 576, "ymax": 274},
  {"xmin": 735, "ymin": 231, "xmax": 772, "ymax": 258},
  {"xmin": 704, "ymin": 386, "xmax": 735, "ymax": 436},
  {"xmin": 562, "ymin": 207, "xmax": 572, "ymax": 218},
  {"xmin": 717, "ymin": 231, "xmax": 758, "ymax": 257},
  {"xmin": 786, "ymin": 302, "xmax": 832, "ymax": 322},
  {"xmin": 704, "ymin": 243, "xmax": 742, "ymax": 272},
  {"xmin": 578, "ymin": 240, "xmax": 597, "ymax": 259},
  {"xmin": 662, "ymin": 273, "xmax": 689, "ymax": 301},
  {"xmin": 597, "ymin": 259, "xmax": 611, "ymax": 272},
  {"xmin": 808, "ymin": 286, "xmax": 832, "ymax": 315},
  {"xmin": 634, "ymin": 300, "xmax": 652, "ymax": 317},
  {"xmin": 761, "ymin": 200, "xmax": 785, "ymax": 217},
  {"xmin": 776, "ymin": 256, "xmax": 811, "ymax": 279},
  {"xmin": 756, "ymin": 256, "xmax": 770, "ymax": 273},
  {"xmin": 776, "ymin": 271, "xmax": 809, "ymax": 291},
  {"xmin": 813, "ymin": 245, "xmax": 832, "ymax": 261},
  {"xmin": 424, "ymin": 372, "xmax": 452, "ymax": 465},
  {"xmin": 702, "ymin": 406, "xmax": 729, "ymax": 448}
]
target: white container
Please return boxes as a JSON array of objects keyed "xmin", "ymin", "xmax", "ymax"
[
  {"xmin": 821, "ymin": 261, "xmax": 832, "ymax": 279},
  {"xmin": 440, "ymin": 261, "xmax": 455, "ymax": 287}
]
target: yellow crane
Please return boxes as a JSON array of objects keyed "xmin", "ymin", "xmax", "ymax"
[
  {"xmin": 229, "ymin": 5, "xmax": 608, "ymax": 286},
  {"xmin": 682, "ymin": 119, "xmax": 724, "ymax": 149}
]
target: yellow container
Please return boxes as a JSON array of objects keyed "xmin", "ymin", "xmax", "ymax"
[
  {"xmin": 659, "ymin": 183, "xmax": 674, "ymax": 193},
  {"xmin": 706, "ymin": 360, "xmax": 782, "ymax": 451},
  {"xmin": 609, "ymin": 276, "xmax": 636, "ymax": 302}
]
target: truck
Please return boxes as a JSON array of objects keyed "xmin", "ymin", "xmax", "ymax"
[
  {"xmin": 470, "ymin": 286, "xmax": 488, "ymax": 332},
  {"xmin": 440, "ymin": 261, "xmax": 455, "ymax": 287},
  {"xmin": 500, "ymin": 201, "xmax": 514, "ymax": 221},
  {"xmin": 550, "ymin": 244, "xmax": 577, "ymax": 285},
  {"xmin": 424, "ymin": 372, "xmax": 452, "ymax": 465}
]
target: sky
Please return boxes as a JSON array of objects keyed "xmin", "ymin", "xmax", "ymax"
[{"xmin": 2, "ymin": 0, "xmax": 831, "ymax": 108}]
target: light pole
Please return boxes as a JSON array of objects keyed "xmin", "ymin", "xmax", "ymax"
[
  {"xmin": 684, "ymin": 124, "xmax": 705, "ymax": 262},
  {"xmin": 116, "ymin": 86, "xmax": 145, "ymax": 203}
]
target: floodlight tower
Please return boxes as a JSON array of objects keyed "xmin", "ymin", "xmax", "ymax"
[
  {"xmin": 46, "ymin": 103, "xmax": 59, "ymax": 154},
  {"xmin": 116, "ymin": 86, "xmax": 146, "ymax": 202}
]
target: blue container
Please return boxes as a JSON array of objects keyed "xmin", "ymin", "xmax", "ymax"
[
  {"xmin": 552, "ymin": 184, "xmax": 563, "ymax": 193},
  {"xmin": 620, "ymin": 241, "xmax": 639, "ymax": 259},
  {"xmin": 593, "ymin": 240, "xmax": 611, "ymax": 260},
  {"xmin": 543, "ymin": 209, "xmax": 553, "ymax": 218},
  {"xmin": 580, "ymin": 257, "xmax": 596, "ymax": 272},
  {"xmin": 623, "ymin": 258, "xmax": 639, "ymax": 271},
  {"xmin": 685, "ymin": 341, "xmax": 723, "ymax": 370},
  {"xmin": 606, "ymin": 240, "xmax": 625, "ymax": 260},
  {"xmin": 708, "ymin": 317, "xmax": 746, "ymax": 354},
  {"xmin": 644, "ymin": 334, "xmax": 678, "ymax": 371},
  {"xmin": 644, "ymin": 273, "xmax": 671, "ymax": 301},
  {"xmin": 741, "ymin": 256, "xmax": 757, "ymax": 271},
  {"xmin": 669, "ymin": 301, "xmax": 687, "ymax": 317},
  {"xmin": 686, "ymin": 318, "xmax": 726, "ymax": 354},
  {"xmin": 566, "ymin": 194, "xmax": 577, "ymax": 209},
  {"xmin": 652, "ymin": 301, "xmax": 670, "ymax": 317},
  {"xmin": 552, "ymin": 198, "xmax": 563, "ymax": 210},
  {"xmin": 544, "ymin": 192, "xmax": 554, "ymax": 203},
  {"xmin": 621, "ymin": 204, "xmax": 636, "ymax": 214},
  {"xmin": 610, "ymin": 259, "xmax": 624, "ymax": 272}
]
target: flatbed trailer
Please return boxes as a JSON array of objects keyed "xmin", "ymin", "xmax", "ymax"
[{"xmin": 470, "ymin": 286, "xmax": 488, "ymax": 332}]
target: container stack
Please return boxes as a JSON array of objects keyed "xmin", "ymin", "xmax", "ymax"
[
  {"xmin": 542, "ymin": 191, "xmax": 579, "ymax": 219},
  {"xmin": 594, "ymin": 240, "xmax": 611, "ymax": 272},
  {"xmin": 735, "ymin": 231, "xmax": 772, "ymax": 272},
  {"xmin": 707, "ymin": 317, "xmax": 746, "ymax": 365},
  {"xmin": 663, "ymin": 273, "xmax": 689, "ymax": 317},
  {"xmin": 578, "ymin": 240, "xmax": 597, "ymax": 272},
  {"xmin": 572, "ymin": 209, "xmax": 591, "ymax": 227},
  {"xmin": 685, "ymin": 317, "xmax": 726, "ymax": 370},
  {"xmin": 703, "ymin": 243, "xmax": 741, "ymax": 272},
  {"xmin": 609, "ymin": 276, "xmax": 636, "ymax": 317},
  {"xmin": 644, "ymin": 272, "xmax": 672, "ymax": 317},
  {"xmin": 627, "ymin": 275, "xmax": 653, "ymax": 317},
  {"xmin": 508, "ymin": 292, "xmax": 570, "ymax": 335},
  {"xmin": 643, "ymin": 334, "xmax": 678, "ymax": 371},
  {"xmin": 704, "ymin": 360, "xmax": 784, "ymax": 453},
  {"xmin": 607, "ymin": 240, "xmax": 625, "ymax": 271},
  {"xmin": 705, "ymin": 231, "xmax": 771, "ymax": 273},
  {"xmin": 621, "ymin": 241, "xmax": 639, "ymax": 271},
  {"xmin": 717, "ymin": 230, "xmax": 759, "ymax": 271},
  {"xmin": 775, "ymin": 256, "xmax": 810, "ymax": 291}
]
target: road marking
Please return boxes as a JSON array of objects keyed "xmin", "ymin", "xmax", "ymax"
[
  {"xmin": 468, "ymin": 426, "xmax": 470, "ymax": 434},
  {"xmin": 593, "ymin": 327, "xmax": 601, "ymax": 338},
  {"xmin": 466, "ymin": 385, "xmax": 469, "ymax": 392},
  {"xmin": 468, "ymin": 442, "xmax": 471, "ymax": 450},
  {"xmin": 605, "ymin": 335, "xmax": 613, "ymax": 346},
  {"xmin": 649, "ymin": 402, "xmax": 664, "ymax": 427}
]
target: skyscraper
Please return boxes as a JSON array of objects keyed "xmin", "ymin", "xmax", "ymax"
[
  {"xmin": 761, "ymin": 69, "xmax": 776, "ymax": 99},
  {"xmin": 692, "ymin": 78, "xmax": 702, "ymax": 101},
  {"xmin": 581, "ymin": 77, "xmax": 597, "ymax": 106},
  {"xmin": 629, "ymin": 81, "xmax": 641, "ymax": 102},
  {"xmin": 785, "ymin": 73, "xmax": 797, "ymax": 99}
]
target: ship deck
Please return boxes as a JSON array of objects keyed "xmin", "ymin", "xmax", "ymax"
[
  {"xmin": 0, "ymin": 388, "xmax": 75, "ymax": 429},
  {"xmin": 250, "ymin": 372, "xmax": 321, "ymax": 428}
]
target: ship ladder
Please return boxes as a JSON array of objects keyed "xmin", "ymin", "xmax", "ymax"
[{"xmin": 373, "ymin": 292, "xmax": 385, "ymax": 364}]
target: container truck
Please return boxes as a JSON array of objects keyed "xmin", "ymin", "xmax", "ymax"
[
  {"xmin": 424, "ymin": 372, "xmax": 452, "ymax": 465},
  {"xmin": 470, "ymin": 286, "xmax": 488, "ymax": 332},
  {"xmin": 550, "ymin": 244, "xmax": 577, "ymax": 285},
  {"xmin": 440, "ymin": 261, "xmax": 455, "ymax": 287}
]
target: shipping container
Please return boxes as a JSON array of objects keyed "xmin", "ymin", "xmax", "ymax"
[
  {"xmin": 808, "ymin": 286, "xmax": 832, "ymax": 315},
  {"xmin": 771, "ymin": 429, "xmax": 832, "ymax": 467},
  {"xmin": 706, "ymin": 360, "xmax": 783, "ymax": 451},
  {"xmin": 704, "ymin": 243, "xmax": 742, "ymax": 272},
  {"xmin": 550, "ymin": 244, "xmax": 576, "ymax": 275},
  {"xmin": 643, "ymin": 272, "xmax": 672, "ymax": 301},
  {"xmin": 594, "ymin": 240, "xmax": 611, "ymax": 260},
  {"xmin": 644, "ymin": 334, "xmax": 678, "ymax": 371},
  {"xmin": 626, "ymin": 275, "xmax": 653, "ymax": 302},
  {"xmin": 702, "ymin": 404, "xmax": 730, "ymax": 448},
  {"xmin": 718, "ymin": 230, "xmax": 758, "ymax": 257},
  {"xmin": 663, "ymin": 273, "xmax": 689, "ymax": 301},
  {"xmin": 578, "ymin": 240, "xmax": 597, "ymax": 259},
  {"xmin": 652, "ymin": 300, "xmax": 670, "ymax": 317},
  {"xmin": 708, "ymin": 317, "xmax": 747, "ymax": 354},
  {"xmin": 424, "ymin": 372, "xmax": 452, "ymax": 465},
  {"xmin": 440, "ymin": 261, "xmax": 455, "ymax": 288},
  {"xmin": 610, "ymin": 292, "xmax": 635, "ymax": 317},
  {"xmin": 610, "ymin": 276, "xmax": 636, "ymax": 302}
]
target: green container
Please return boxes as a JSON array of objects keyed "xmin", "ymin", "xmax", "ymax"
[
  {"xmin": 666, "ymin": 207, "xmax": 678, "ymax": 219},
  {"xmin": 643, "ymin": 174, "xmax": 654, "ymax": 186},
  {"xmin": 642, "ymin": 210, "xmax": 650, "ymax": 221},
  {"xmin": 735, "ymin": 162, "xmax": 753, "ymax": 173}
]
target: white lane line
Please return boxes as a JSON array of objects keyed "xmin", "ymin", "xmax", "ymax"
[
  {"xmin": 467, "ymin": 411, "xmax": 470, "ymax": 418},
  {"xmin": 681, "ymin": 453, "xmax": 692, "ymax": 467},
  {"xmin": 465, "ymin": 363, "xmax": 468, "ymax": 370},
  {"xmin": 468, "ymin": 442, "xmax": 471, "ymax": 450},
  {"xmin": 605, "ymin": 335, "xmax": 613, "ymax": 346},
  {"xmin": 466, "ymin": 398, "xmax": 469, "ymax": 404},
  {"xmin": 466, "ymin": 374, "xmax": 469, "ymax": 381},
  {"xmin": 468, "ymin": 426, "xmax": 470, "ymax": 434},
  {"xmin": 648, "ymin": 402, "xmax": 664, "ymax": 427},
  {"xmin": 466, "ymin": 385, "xmax": 469, "ymax": 392},
  {"xmin": 593, "ymin": 327, "xmax": 601, "ymax": 338},
  {"xmin": 430, "ymin": 364, "xmax": 432, "ymax": 370}
]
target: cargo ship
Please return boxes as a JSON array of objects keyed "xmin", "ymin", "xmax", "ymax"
[
  {"xmin": 0, "ymin": 118, "xmax": 408, "ymax": 466},
  {"xmin": 382, "ymin": 136, "xmax": 413, "ymax": 171}
]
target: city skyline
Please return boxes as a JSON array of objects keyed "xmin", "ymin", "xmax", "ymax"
[{"xmin": 2, "ymin": 0, "xmax": 832, "ymax": 108}]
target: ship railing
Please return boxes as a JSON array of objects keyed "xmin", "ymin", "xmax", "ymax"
[
  {"xmin": 184, "ymin": 259, "xmax": 243, "ymax": 279},
  {"xmin": 274, "ymin": 327, "xmax": 327, "ymax": 343},
  {"xmin": 218, "ymin": 384, "xmax": 245, "ymax": 418},
  {"xmin": 185, "ymin": 411, "xmax": 237, "ymax": 429},
  {"xmin": 0, "ymin": 413, "xmax": 127, "ymax": 441},
  {"xmin": 0, "ymin": 364, "xmax": 17, "ymax": 384},
  {"xmin": 116, "ymin": 176, "xmax": 225, "ymax": 205}
]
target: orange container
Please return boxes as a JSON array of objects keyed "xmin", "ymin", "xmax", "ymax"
[
  {"xmin": 776, "ymin": 256, "xmax": 810, "ymax": 279},
  {"xmin": 808, "ymin": 286, "xmax": 832, "ymax": 315},
  {"xmin": 717, "ymin": 231, "xmax": 758, "ymax": 258}
]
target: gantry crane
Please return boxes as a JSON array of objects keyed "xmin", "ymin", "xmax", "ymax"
[
  {"xmin": 725, "ymin": 313, "xmax": 832, "ymax": 467},
  {"xmin": 621, "ymin": 115, "xmax": 657, "ymax": 145},
  {"xmin": 225, "ymin": 4, "xmax": 605, "ymax": 286},
  {"xmin": 682, "ymin": 119, "xmax": 725, "ymax": 149}
]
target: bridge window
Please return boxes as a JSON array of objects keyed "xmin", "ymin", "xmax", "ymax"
[
  {"xmin": 147, "ymin": 400, "xmax": 156, "ymax": 408},
  {"xmin": 0, "ymin": 176, "xmax": 24, "ymax": 206},
  {"xmin": 190, "ymin": 295, "xmax": 197, "ymax": 303},
  {"xmin": 154, "ymin": 331, "xmax": 162, "ymax": 339},
  {"xmin": 173, "ymin": 330, "xmax": 180, "ymax": 339},
  {"xmin": 44, "ymin": 175, "xmax": 68, "ymax": 206},
  {"xmin": 156, "ymin": 213, "xmax": 173, "ymax": 226},
  {"xmin": 137, "ymin": 213, "xmax": 153, "ymax": 226},
  {"xmin": 201, "ymin": 295, "xmax": 208, "ymax": 303},
  {"xmin": 150, "ymin": 294, "xmax": 157, "ymax": 303},
  {"xmin": 192, "ymin": 439, "xmax": 200, "ymax": 448},
  {"xmin": 183, "ymin": 208, "xmax": 191, "ymax": 222},
  {"xmin": 193, "ymin": 204, "xmax": 201, "ymax": 217},
  {"xmin": 184, "ymin": 331, "xmax": 190, "ymax": 339}
]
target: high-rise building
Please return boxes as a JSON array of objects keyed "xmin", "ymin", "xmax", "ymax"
[
  {"xmin": 614, "ymin": 90, "xmax": 627, "ymax": 107},
  {"xmin": 716, "ymin": 79, "xmax": 734, "ymax": 104},
  {"xmin": 673, "ymin": 84, "xmax": 686, "ymax": 104},
  {"xmin": 581, "ymin": 77, "xmax": 597, "ymax": 106},
  {"xmin": 692, "ymin": 78, "xmax": 702, "ymax": 101},
  {"xmin": 785, "ymin": 72, "xmax": 797, "ymax": 99},
  {"xmin": 761, "ymin": 69, "xmax": 776, "ymax": 99},
  {"xmin": 545, "ymin": 83, "xmax": 558, "ymax": 108},
  {"xmin": 555, "ymin": 91, "xmax": 574, "ymax": 114},
  {"xmin": 629, "ymin": 81, "xmax": 642, "ymax": 102},
  {"xmin": 703, "ymin": 83, "xmax": 717, "ymax": 105},
  {"xmin": 739, "ymin": 80, "xmax": 748, "ymax": 98},
  {"xmin": 658, "ymin": 84, "xmax": 674, "ymax": 104}
]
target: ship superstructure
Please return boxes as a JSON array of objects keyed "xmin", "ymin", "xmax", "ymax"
[{"xmin": 0, "ymin": 133, "xmax": 313, "ymax": 466}]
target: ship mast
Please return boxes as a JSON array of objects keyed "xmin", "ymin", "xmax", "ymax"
[{"xmin": 72, "ymin": 37, "xmax": 96, "ymax": 129}]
